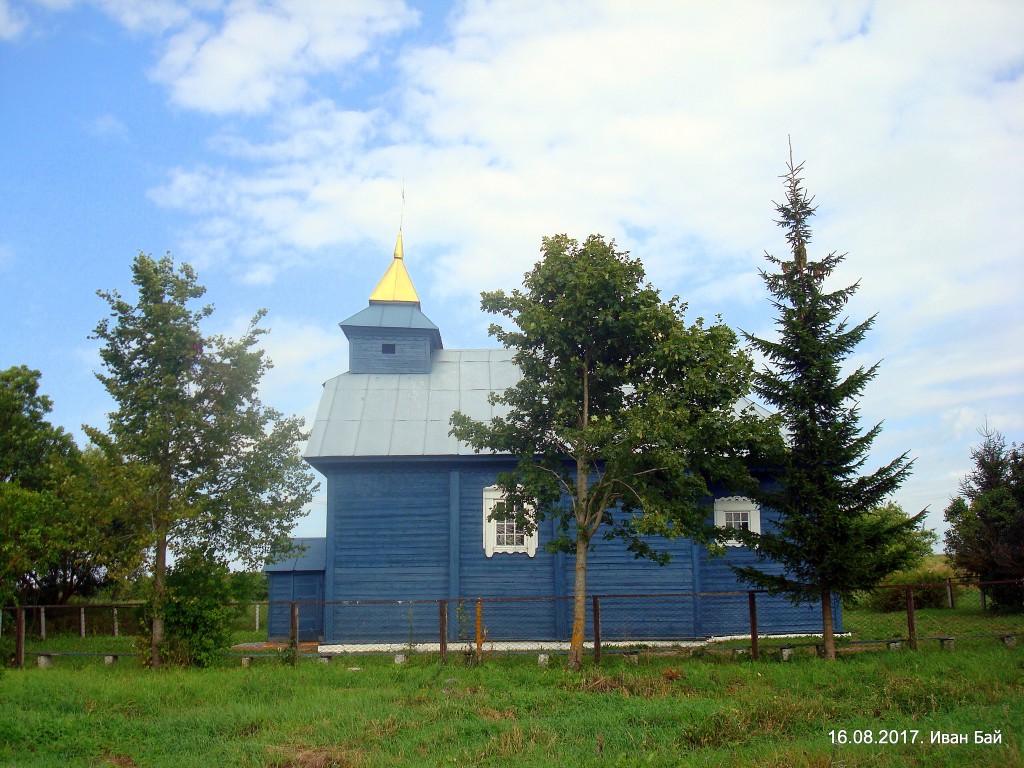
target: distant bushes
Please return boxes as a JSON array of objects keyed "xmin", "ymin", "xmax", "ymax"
[{"xmin": 864, "ymin": 567, "xmax": 963, "ymax": 612}]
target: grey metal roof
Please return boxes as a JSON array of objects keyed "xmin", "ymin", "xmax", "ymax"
[
  {"xmin": 340, "ymin": 304, "xmax": 443, "ymax": 350},
  {"xmin": 340, "ymin": 304, "xmax": 440, "ymax": 332},
  {"xmin": 263, "ymin": 537, "xmax": 327, "ymax": 572},
  {"xmin": 305, "ymin": 349, "xmax": 520, "ymax": 459},
  {"xmin": 304, "ymin": 347, "xmax": 770, "ymax": 460}
]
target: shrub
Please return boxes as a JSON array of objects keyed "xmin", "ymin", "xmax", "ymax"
[
  {"xmin": 139, "ymin": 553, "xmax": 236, "ymax": 667},
  {"xmin": 865, "ymin": 568, "xmax": 962, "ymax": 612}
]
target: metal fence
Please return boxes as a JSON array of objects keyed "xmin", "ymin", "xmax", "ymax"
[
  {"xmin": 270, "ymin": 579, "xmax": 1022, "ymax": 661},
  {"xmin": 3, "ymin": 579, "xmax": 1021, "ymax": 667}
]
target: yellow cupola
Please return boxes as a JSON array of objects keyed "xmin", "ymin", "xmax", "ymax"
[{"xmin": 369, "ymin": 231, "xmax": 420, "ymax": 306}]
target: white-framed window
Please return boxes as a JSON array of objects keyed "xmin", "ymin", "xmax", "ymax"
[
  {"xmin": 714, "ymin": 496, "xmax": 761, "ymax": 546},
  {"xmin": 482, "ymin": 485, "xmax": 538, "ymax": 557}
]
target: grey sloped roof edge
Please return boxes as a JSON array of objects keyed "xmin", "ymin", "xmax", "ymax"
[
  {"xmin": 340, "ymin": 303, "xmax": 440, "ymax": 332},
  {"xmin": 263, "ymin": 537, "xmax": 327, "ymax": 572},
  {"xmin": 305, "ymin": 349, "xmax": 518, "ymax": 459},
  {"xmin": 304, "ymin": 347, "xmax": 771, "ymax": 460}
]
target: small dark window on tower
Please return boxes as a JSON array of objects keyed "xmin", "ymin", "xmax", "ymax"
[{"xmin": 381, "ymin": 343, "xmax": 396, "ymax": 355}]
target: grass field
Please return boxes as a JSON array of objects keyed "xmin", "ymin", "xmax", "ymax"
[{"xmin": 2, "ymin": 638, "xmax": 1022, "ymax": 768}]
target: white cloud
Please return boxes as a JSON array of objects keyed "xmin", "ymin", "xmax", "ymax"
[
  {"xmin": 0, "ymin": 0, "xmax": 27, "ymax": 39},
  {"xmin": 149, "ymin": 0, "xmax": 418, "ymax": 114},
  {"xmin": 94, "ymin": 0, "xmax": 191, "ymax": 33},
  {"xmin": 89, "ymin": 112, "xmax": 129, "ymax": 141},
  {"xmin": 121, "ymin": 0, "xmax": 1024, "ymax": 520}
]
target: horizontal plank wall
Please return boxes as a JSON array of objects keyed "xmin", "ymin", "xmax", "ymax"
[
  {"xmin": 329, "ymin": 462, "xmax": 450, "ymax": 642},
  {"xmin": 457, "ymin": 465, "xmax": 559, "ymax": 640},
  {"xmin": 316, "ymin": 459, "xmax": 834, "ymax": 643},
  {"xmin": 348, "ymin": 331, "xmax": 432, "ymax": 374}
]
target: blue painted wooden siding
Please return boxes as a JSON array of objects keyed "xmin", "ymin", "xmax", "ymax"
[
  {"xmin": 314, "ymin": 460, "xmax": 834, "ymax": 643},
  {"xmin": 267, "ymin": 571, "xmax": 325, "ymax": 641},
  {"xmin": 457, "ymin": 466, "xmax": 562, "ymax": 640},
  {"xmin": 326, "ymin": 464, "xmax": 449, "ymax": 642},
  {"xmin": 347, "ymin": 330, "xmax": 432, "ymax": 374}
]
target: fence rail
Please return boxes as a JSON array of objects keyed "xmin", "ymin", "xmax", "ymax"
[{"xmin": 3, "ymin": 579, "xmax": 1021, "ymax": 668}]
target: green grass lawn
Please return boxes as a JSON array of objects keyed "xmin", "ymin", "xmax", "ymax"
[{"xmin": 2, "ymin": 641, "xmax": 1022, "ymax": 768}]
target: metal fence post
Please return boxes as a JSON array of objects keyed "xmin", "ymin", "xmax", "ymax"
[
  {"xmin": 748, "ymin": 591, "xmax": 760, "ymax": 660},
  {"xmin": 905, "ymin": 586, "xmax": 917, "ymax": 651},
  {"xmin": 592, "ymin": 595, "xmax": 602, "ymax": 666},
  {"xmin": 439, "ymin": 600, "xmax": 448, "ymax": 664},
  {"xmin": 15, "ymin": 608, "xmax": 25, "ymax": 668}
]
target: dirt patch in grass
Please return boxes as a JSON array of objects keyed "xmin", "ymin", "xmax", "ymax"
[
  {"xmin": 267, "ymin": 745, "xmax": 366, "ymax": 768},
  {"xmin": 566, "ymin": 671, "xmax": 678, "ymax": 697},
  {"xmin": 97, "ymin": 754, "xmax": 139, "ymax": 768},
  {"xmin": 477, "ymin": 705, "xmax": 517, "ymax": 721}
]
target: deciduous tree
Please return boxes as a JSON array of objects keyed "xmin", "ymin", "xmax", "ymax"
[
  {"xmin": 451, "ymin": 234, "xmax": 772, "ymax": 670},
  {"xmin": 0, "ymin": 367, "xmax": 142, "ymax": 606},
  {"xmin": 90, "ymin": 252, "xmax": 316, "ymax": 666}
]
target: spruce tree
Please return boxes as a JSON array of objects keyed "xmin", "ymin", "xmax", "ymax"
[
  {"xmin": 944, "ymin": 427, "xmax": 1024, "ymax": 609},
  {"xmin": 734, "ymin": 150, "xmax": 923, "ymax": 659}
]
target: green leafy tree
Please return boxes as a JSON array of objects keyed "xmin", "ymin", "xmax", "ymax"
[
  {"xmin": 944, "ymin": 428, "xmax": 1024, "ymax": 609},
  {"xmin": 19, "ymin": 448, "xmax": 150, "ymax": 605},
  {"xmin": 1, "ymin": 367, "xmax": 143, "ymax": 606},
  {"xmin": 733, "ymin": 152, "xmax": 923, "ymax": 660},
  {"xmin": 90, "ymin": 252, "xmax": 317, "ymax": 666},
  {"xmin": 451, "ymin": 234, "xmax": 773, "ymax": 670},
  {"xmin": 870, "ymin": 501, "xmax": 937, "ymax": 567},
  {"xmin": 0, "ymin": 365, "xmax": 75, "ymax": 489},
  {"xmin": 1, "ymin": 365, "xmax": 69, "ymax": 606}
]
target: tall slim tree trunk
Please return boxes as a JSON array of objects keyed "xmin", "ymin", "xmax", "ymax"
[
  {"xmin": 820, "ymin": 589, "xmax": 836, "ymax": 661},
  {"xmin": 568, "ymin": 533, "xmax": 589, "ymax": 671},
  {"xmin": 568, "ymin": 365, "xmax": 591, "ymax": 672},
  {"xmin": 151, "ymin": 523, "xmax": 168, "ymax": 669}
]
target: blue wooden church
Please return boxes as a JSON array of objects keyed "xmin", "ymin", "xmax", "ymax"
[{"xmin": 266, "ymin": 233, "xmax": 835, "ymax": 644}]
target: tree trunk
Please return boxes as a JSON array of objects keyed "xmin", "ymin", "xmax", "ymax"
[
  {"xmin": 151, "ymin": 523, "xmax": 168, "ymax": 669},
  {"xmin": 567, "ymin": 533, "xmax": 589, "ymax": 671},
  {"xmin": 820, "ymin": 589, "xmax": 836, "ymax": 661}
]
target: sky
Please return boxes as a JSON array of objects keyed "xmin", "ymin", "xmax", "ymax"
[{"xmin": 1, "ymin": 0, "xmax": 1022, "ymax": 545}]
